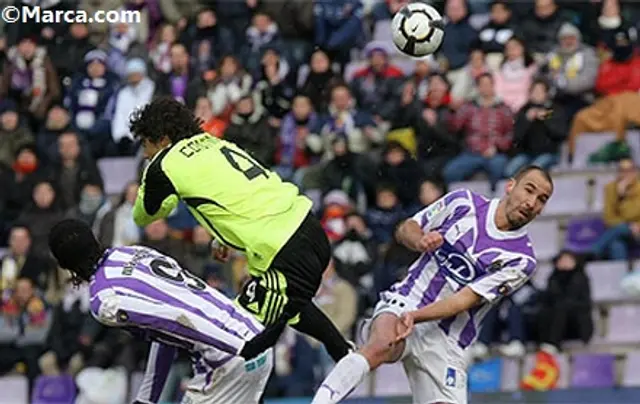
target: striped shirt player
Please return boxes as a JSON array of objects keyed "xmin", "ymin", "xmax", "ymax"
[
  {"xmin": 312, "ymin": 166, "xmax": 553, "ymax": 404},
  {"xmin": 91, "ymin": 246, "xmax": 272, "ymax": 404},
  {"xmin": 47, "ymin": 220, "xmax": 275, "ymax": 404}
]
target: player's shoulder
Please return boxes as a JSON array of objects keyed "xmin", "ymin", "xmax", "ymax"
[{"xmin": 442, "ymin": 188, "xmax": 477, "ymax": 207}]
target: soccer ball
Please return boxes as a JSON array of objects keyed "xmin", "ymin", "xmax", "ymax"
[{"xmin": 391, "ymin": 2, "xmax": 445, "ymax": 57}]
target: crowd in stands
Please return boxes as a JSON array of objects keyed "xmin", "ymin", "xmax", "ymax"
[{"xmin": 1, "ymin": 0, "xmax": 640, "ymax": 400}]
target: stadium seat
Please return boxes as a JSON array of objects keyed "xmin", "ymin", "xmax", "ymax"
[
  {"xmin": 531, "ymin": 262, "xmax": 553, "ymax": 289},
  {"xmin": 564, "ymin": 216, "xmax": 606, "ymax": 253},
  {"xmin": 543, "ymin": 176, "xmax": 590, "ymax": 217},
  {"xmin": 527, "ymin": 219, "xmax": 560, "ymax": 261},
  {"xmin": 468, "ymin": 358, "xmax": 502, "ymax": 392},
  {"xmin": 98, "ymin": 157, "xmax": 139, "ymax": 195},
  {"xmin": 0, "ymin": 375, "xmax": 29, "ymax": 403},
  {"xmin": 372, "ymin": 362, "xmax": 411, "ymax": 396},
  {"xmin": 31, "ymin": 375, "xmax": 76, "ymax": 404},
  {"xmin": 523, "ymin": 353, "xmax": 570, "ymax": 389},
  {"xmin": 569, "ymin": 131, "xmax": 640, "ymax": 169},
  {"xmin": 586, "ymin": 261, "xmax": 629, "ymax": 303},
  {"xmin": 500, "ymin": 357, "xmax": 521, "ymax": 392},
  {"xmin": 373, "ymin": 20, "xmax": 393, "ymax": 42},
  {"xmin": 606, "ymin": 304, "xmax": 640, "ymax": 342},
  {"xmin": 621, "ymin": 351, "xmax": 640, "ymax": 387},
  {"xmin": 570, "ymin": 353, "xmax": 615, "ymax": 388}
]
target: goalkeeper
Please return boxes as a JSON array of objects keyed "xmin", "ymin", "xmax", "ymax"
[{"xmin": 130, "ymin": 97, "xmax": 352, "ymax": 361}]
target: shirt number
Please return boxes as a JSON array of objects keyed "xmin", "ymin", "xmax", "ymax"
[
  {"xmin": 220, "ymin": 146, "xmax": 269, "ymax": 181},
  {"xmin": 150, "ymin": 258, "xmax": 206, "ymax": 291}
]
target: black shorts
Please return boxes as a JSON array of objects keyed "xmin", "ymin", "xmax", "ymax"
[{"xmin": 236, "ymin": 212, "xmax": 331, "ymax": 325}]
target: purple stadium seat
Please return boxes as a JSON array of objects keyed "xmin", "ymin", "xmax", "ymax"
[
  {"xmin": 586, "ymin": 261, "xmax": 629, "ymax": 303},
  {"xmin": 31, "ymin": 375, "xmax": 76, "ymax": 404},
  {"xmin": 531, "ymin": 262, "xmax": 554, "ymax": 289},
  {"xmin": 372, "ymin": 363, "xmax": 411, "ymax": 397},
  {"xmin": 606, "ymin": 304, "xmax": 640, "ymax": 342},
  {"xmin": 570, "ymin": 131, "xmax": 640, "ymax": 169},
  {"xmin": 571, "ymin": 353, "xmax": 615, "ymax": 388},
  {"xmin": 622, "ymin": 351, "xmax": 640, "ymax": 386},
  {"xmin": 500, "ymin": 358, "xmax": 520, "ymax": 391},
  {"xmin": 97, "ymin": 157, "xmax": 139, "ymax": 195},
  {"xmin": 543, "ymin": 176, "xmax": 589, "ymax": 216},
  {"xmin": 527, "ymin": 219, "xmax": 560, "ymax": 261},
  {"xmin": 564, "ymin": 216, "xmax": 606, "ymax": 253},
  {"xmin": 523, "ymin": 353, "xmax": 570, "ymax": 389},
  {"xmin": 0, "ymin": 375, "xmax": 28, "ymax": 403},
  {"xmin": 373, "ymin": 20, "xmax": 393, "ymax": 42}
]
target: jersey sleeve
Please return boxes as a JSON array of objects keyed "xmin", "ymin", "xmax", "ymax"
[
  {"xmin": 133, "ymin": 149, "xmax": 180, "ymax": 227},
  {"xmin": 410, "ymin": 190, "xmax": 471, "ymax": 232},
  {"xmin": 468, "ymin": 258, "xmax": 536, "ymax": 304},
  {"xmin": 135, "ymin": 342, "xmax": 176, "ymax": 404}
]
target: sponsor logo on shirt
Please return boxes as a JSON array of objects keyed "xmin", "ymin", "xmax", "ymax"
[
  {"xmin": 434, "ymin": 248, "xmax": 477, "ymax": 285},
  {"xmin": 426, "ymin": 200, "xmax": 445, "ymax": 221},
  {"xmin": 445, "ymin": 367, "xmax": 457, "ymax": 388}
]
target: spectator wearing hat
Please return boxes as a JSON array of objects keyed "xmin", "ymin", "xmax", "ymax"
[
  {"xmin": 65, "ymin": 50, "xmax": 119, "ymax": 159},
  {"xmin": 110, "ymin": 58, "xmax": 157, "ymax": 155},
  {"xmin": 476, "ymin": 1, "xmax": 516, "ymax": 71},
  {"xmin": 314, "ymin": 0, "xmax": 365, "ymax": 67},
  {"xmin": 0, "ymin": 34, "xmax": 61, "ymax": 128},
  {"xmin": 444, "ymin": 73, "xmax": 514, "ymax": 193},
  {"xmin": 568, "ymin": 28, "xmax": 640, "ymax": 163},
  {"xmin": 0, "ymin": 100, "xmax": 33, "ymax": 170},
  {"xmin": 517, "ymin": 0, "xmax": 571, "ymax": 57},
  {"xmin": 223, "ymin": 95, "xmax": 275, "ymax": 167},
  {"xmin": 543, "ymin": 22, "xmax": 599, "ymax": 120},
  {"xmin": 442, "ymin": 0, "xmax": 478, "ymax": 86},
  {"xmin": 350, "ymin": 43, "xmax": 404, "ymax": 127}
]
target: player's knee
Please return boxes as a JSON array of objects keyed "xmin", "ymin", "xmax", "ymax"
[{"xmin": 360, "ymin": 337, "xmax": 403, "ymax": 368}]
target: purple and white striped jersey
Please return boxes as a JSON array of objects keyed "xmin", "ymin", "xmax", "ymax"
[
  {"xmin": 89, "ymin": 245, "xmax": 264, "ymax": 402},
  {"xmin": 389, "ymin": 189, "xmax": 537, "ymax": 349}
]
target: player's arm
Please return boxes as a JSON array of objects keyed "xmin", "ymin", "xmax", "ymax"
[
  {"xmin": 409, "ymin": 286, "xmax": 483, "ymax": 324},
  {"xmin": 133, "ymin": 152, "xmax": 180, "ymax": 227},
  {"xmin": 134, "ymin": 342, "xmax": 177, "ymax": 404}
]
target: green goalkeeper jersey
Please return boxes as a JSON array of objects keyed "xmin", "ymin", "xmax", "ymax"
[{"xmin": 133, "ymin": 133, "xmax": 313, "ymax": 273}]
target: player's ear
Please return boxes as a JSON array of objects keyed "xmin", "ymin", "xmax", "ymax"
[{"xmin": 505, "ymin": 178, "xmax": 516, "ymax": 194}]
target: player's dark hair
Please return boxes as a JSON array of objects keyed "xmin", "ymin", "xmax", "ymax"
[
  {"xmin": 513, "ymin": 165, "xmax": 554, "ymax": 189},
  {"xmin": 129, "ymin": 96, "xmax": 203, "ymax": 144},
  {"xmin": 48, "ymin": 218, "xmax": 105, "ymax": 285}
]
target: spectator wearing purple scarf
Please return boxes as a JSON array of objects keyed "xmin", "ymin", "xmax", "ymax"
[
  {"xmin": 125, "ymin": 0, "xmax": 163, "ymax": 47},
  {"xmin": 275, "ymin": 95, "xmax": 322, "ymax": 185},
  {"xmin": 156, "ymin": 43, "xmax": 195, "ymax": 104}
]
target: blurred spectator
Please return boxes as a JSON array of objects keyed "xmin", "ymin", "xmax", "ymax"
[
  {"xmin": 183, "ymin": 225, "xmax": 213, "ymax": 278},
  {"xmin": 443, "ymin": 73, "xmax": 513, "ymax": 192},
  {"xmin": 376, "ymin": 141, "xmax": 421, "ymax": 208},
  {"xmin": 274, "ymin": 95, "xmax": 321, "ymax": 184},
  {"xmin": 203, "ymin": 263, "xmax": 233, "ymax": 297},
  {"xmin": 313, "ymin": 84, "xmax": 381, "ymax": 157},
  {"xmin": 522, "ymin": 251, "xmax": 593, "ymax": 391},
  {"xmin": 569, "ymin": 29, "xmax": 640, "ymax": 164},
  {"xmin": 214, "ymin": 0, "xmax": 256, "ymax": 47},
  {"xmin": 591, "ymin": 158, "xmax": 640, "ymax": 260},
  {"xmin": 597, "ymin": 0, "xmax": 637, "ymax": 52},
  {"xmin": 67, "ymin": 182, "xmax": 112, "ymax": 235},
  {"xmin": 350, "ymin": 44, "xmax": 404, "ymax": 124},
  {"xmin": 195, "ymin": 96, "xmax": 227, "ymax": 138},
  {"xmin": 97, "ymin": 181, "xmax": 140, "ymax": 248},
  {"xmin": 156, "ymin": 43, "xmax": 195, "ymax": 104},
  {"xmin": 417, "ymin": 178, "xmax": 446, "ymax": 208},
  {"xmin": 223, "ymin": 95, "xmax": 275, "ymax": 167},
  {"xmin": 0, "ymin": 277, "xmax": 52, "ymax": 383},
  {"xmin": 79, "ymin": 0, "xmax": 126, "ymax": 47},
  {"xmin": 544, "ymin": 23, "xmax": 599, "ymax": 120},
  {"xmin": 0, "ymin": 100, "xmax": 33, "ymax": 170},
  {"xmin": 157, "ymin": 0, "xmax": 204, "ymax": 31},
  {"xmin": 319, "ymin": 138, "xmax": 368, "ymax": 213},
  {"xmin": 494, "ymin": 36, "xmax": 538, "ymax": 113},
  {"xmin": 0, "ymin": 34, "xmax": 61, "ymax": 127},
  {"xmin": 106, "ymin": 22, "xmax": 145, "ymax": 80},
  {"xmin": 314, "ymin": 0, "xmax": 364, "ymax": 66},
  {"xmin": 36, "ymin": 105, "xmax": 73, "ymax": 163},
  {"xmin": 51, "ymin": 132, "xmax": 102, "ymax": 211},
  {"xmin": 518, "ymin": 0, "xmax": 570, "ymax": 57},
  {"xmin": 365, "ymin": 184, "xmax": 405, "ymax": 246},
  {"xmin": 408, "ymin": 58, "xmax": 437, "ymax": 102},
  {"xmin": 111, "ymin": 58, "xmax": 157, "ymax": 155},
  {"xmin": 371, "ymin": 0, "xmax": 408, "ymax": 22},
  {"xmin": 149, "ymin": 23, "xmax": 177, "ymax": 75},
  {"xmin": 207, "ymin": 55, "xmax": 252, "ymax": 121},
  {"xmin": 123, "ymin": 0, "xmax": 164, "ymax": 47},
  {"xmin": 450, "ymin": 48, "xmax": 489, "ymax": 104},
  {"xmin": 332, "ymin": 212, "xmax": 377, "ymax": 289},
  {"xmin": 505, "ymin": 79, "xmax": 566, "ymax": 177},
  {"xmin": 320, "ymin": 190, "xmax": 354, "ymax": 243},
  {"xmin": 189, "ymin": 9, "xmax": 234, "ymax": 74},
  {"xmin": 254, "ymin": 48, "xmax": 295, "ymax": 130},
  {"xmin": 17, "ymin": 180, "xmax": 65, "ymax": 256},
  {"xmin": 298, "ymin": 49, "xmax": 343, "ymax": 114},
  {"xmin": 1, "ymin": 226, "xmax": 55, "ymax": 298},
  {"xmin": 65, "ymin": 50, "xmax": 119, "ymax": 159},
  {"xmin": 477, "ymin": 0, "xmax": 515, "ymax": 70},
  {"xmin": 48, "ymin": 23, "xmax": 93, "ymax": 86},
  {"xmin": 442, "ymin": 0, "xmax": 478, "ymax": 83},
  {"xmin": 140, "ymin": 219, "xmax": 186, "ymax": 264},
  {"xmin": 243, "ymin": 11, "xmax": 283, "ymax": 74}
]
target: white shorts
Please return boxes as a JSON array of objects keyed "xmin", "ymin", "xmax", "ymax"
[
  {"xmin": 365, "ymin": 292, "xmax": 468, "ymax": 404},
  {"xmin": 181, "ymin": 349, "xmax": 273, "ymax": 404}
]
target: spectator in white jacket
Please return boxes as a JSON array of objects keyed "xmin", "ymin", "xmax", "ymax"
[{"xmin": 208, "ymin": 55, "xmax": 252, "ymax": 120}]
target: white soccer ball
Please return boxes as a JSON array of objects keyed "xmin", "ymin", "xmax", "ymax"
[{"xmin": 391, "ymin": 2, "xmax": 445, "ymax": 57}]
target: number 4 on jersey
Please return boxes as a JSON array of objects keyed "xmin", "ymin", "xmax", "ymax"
[{"xmin": 220, "ymin": 146, "xmax": 269, "ymax": 181}]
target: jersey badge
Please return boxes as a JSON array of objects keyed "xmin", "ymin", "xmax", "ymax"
[
  {"xmin": 426, "ymin": 199, "xmax": 446, "ymax": 221},
  {"xmin": 445, "ymin": 367, "xmax": 457, "ymax": 388}
]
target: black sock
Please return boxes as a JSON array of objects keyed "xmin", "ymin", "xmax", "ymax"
[{"xmin": 292, "ymin": 302, "xmax": 351, "ymax": 362}]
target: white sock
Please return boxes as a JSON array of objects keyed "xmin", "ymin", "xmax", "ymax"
[{"xmin": 311, "ymin": 353, "xmax": 370, "ymax": 404}]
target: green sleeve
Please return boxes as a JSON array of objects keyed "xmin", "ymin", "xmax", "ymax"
[{"xmin": 133, "ymin": 149, "xmax": 180, "ymax": 227}]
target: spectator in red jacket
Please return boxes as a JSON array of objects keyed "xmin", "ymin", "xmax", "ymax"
[
  {"xmin": 594, "ymin": 32, "xmax": 640, "ymax": 96},
  {"xmin": 443, "ymin": 73, "xmax": 514, "ymax": 193}
]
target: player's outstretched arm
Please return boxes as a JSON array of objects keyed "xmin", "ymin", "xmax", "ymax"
[
  {"xmin": 134, "ymin": 342, "xmax": 177, "ymax": 404},
  {"xmin": 133, "ymin": 158, "xmax": 180, "ymax": 227}
]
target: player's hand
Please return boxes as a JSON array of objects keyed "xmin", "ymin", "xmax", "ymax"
[
  {"xmin": 416, "ymin": 231, "xmax": 444, "ymax": 252},
  {"xmin": 394, "ymin": 312, "xmax": 415, "ymax": 343},
  {"xmin": 211, "ymin": 241, "xmax": 231, "ymax": 263}
]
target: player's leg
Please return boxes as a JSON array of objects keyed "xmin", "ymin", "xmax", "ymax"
[{"xmin": 311, "ymin": 313, "xmax": 407, "ymax": 404}]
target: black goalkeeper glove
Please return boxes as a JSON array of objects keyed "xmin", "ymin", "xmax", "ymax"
[{"xmin": 239, "ymin": 313, "xmax": 291, "ymax": 360}]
